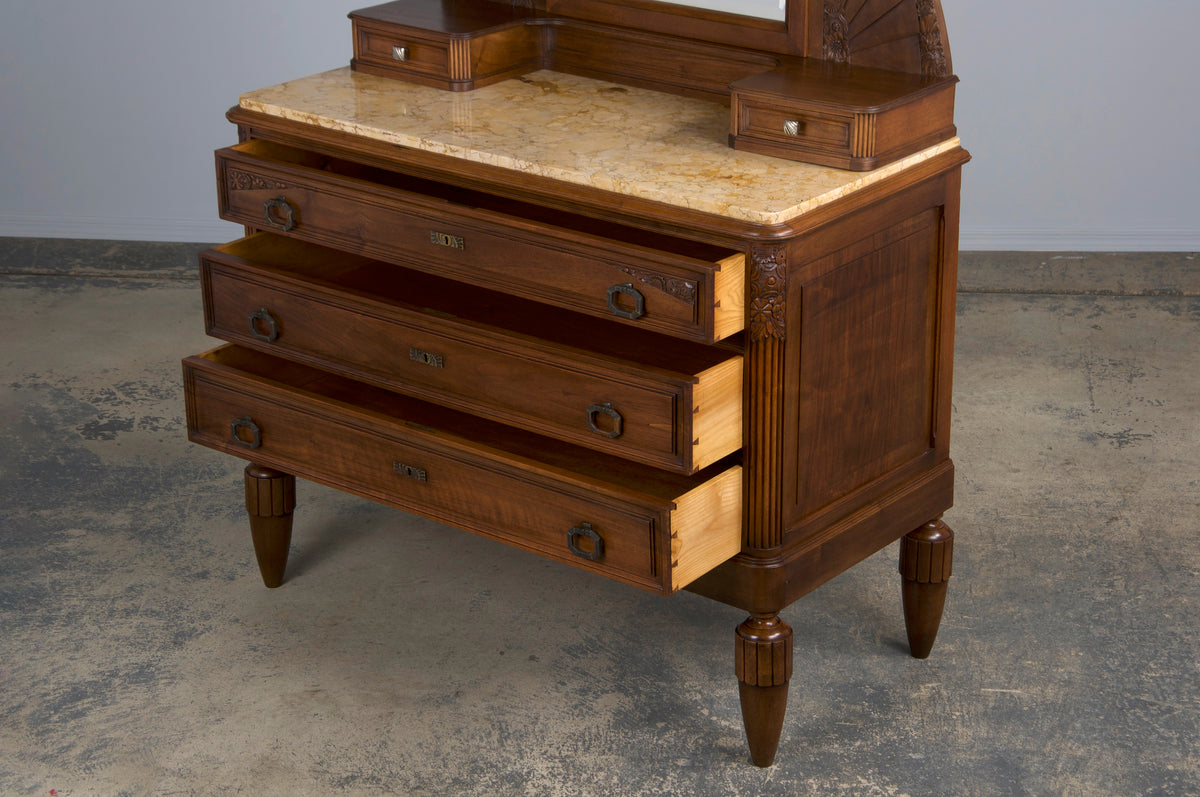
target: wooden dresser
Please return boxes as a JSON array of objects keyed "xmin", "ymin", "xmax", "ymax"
[{"xmin": 184, "ymin": 0, "xmax": 969, "ymax": 766}]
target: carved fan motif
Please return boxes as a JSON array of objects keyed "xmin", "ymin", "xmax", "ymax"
[{"xmin": 822, "ymin": 0, "xmax": 952, "ymax": 76}]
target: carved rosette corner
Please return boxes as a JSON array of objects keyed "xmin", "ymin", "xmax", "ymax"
[
  {"xmin": 745, "ymin": 245, "xmax": 788, "ymax": 553},
  {"xmin": 749, "ymin": 245, "xmax": 787, "ymax": 341},
  {"xmin": 823, "ymin": 0, "xmax": 850, "ymax": 65},
  {"xmin": 916, "ymin": 0, "xmax": 951, "ymax": 78}
]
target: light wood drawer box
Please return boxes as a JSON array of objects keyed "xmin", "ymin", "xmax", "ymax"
[
  {"xmin": 201, "ymin": 235, "xmax": 742, "ymax": 474},
  {"xmin": 183, "ymin": 345, "xmax": 743, "ymax": 595},
  {"xmin": 216, "ymin": 140, "xmax": 744, "ymax": 344}
]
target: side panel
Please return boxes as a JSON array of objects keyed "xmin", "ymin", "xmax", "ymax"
[{"xmin": 786, "ymin": 207, "xmax": 942, "ymax": 530}]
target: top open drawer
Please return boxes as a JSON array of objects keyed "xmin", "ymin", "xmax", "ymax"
[{"xmin": 216, "ymin": 140, "xmax": 745, "ymax": 344}]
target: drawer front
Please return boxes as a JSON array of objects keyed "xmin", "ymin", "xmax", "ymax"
[
  {"xmin": 738, "ymin": 102, "xmax": 853, "ymax": 154},
  {"xmin": 216, "ymin": 142, "xmax": 744, "ymax": 343},
  {"xmin": 355, "ymin": 23, "xmax": 454, "ymax": 81},
  {"xmin": 202, "ymin": 246, "xmax": 742, "ymax": 473},
  {"xmin": 352, "ymin": 19, "xmax": 542, "ymax": 90},
  {"xmin": 183, "ymin": 347, "xmax": 742, "ymax": 594}
]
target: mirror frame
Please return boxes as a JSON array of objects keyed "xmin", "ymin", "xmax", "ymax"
[{"xmin": 543, "ymin": 0, "xmax": 810, "ymax": 56}]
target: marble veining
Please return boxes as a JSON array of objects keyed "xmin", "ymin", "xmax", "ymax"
[{"xmin": 239, "ymin": 67, "xmax": 961, "ymax": 226}]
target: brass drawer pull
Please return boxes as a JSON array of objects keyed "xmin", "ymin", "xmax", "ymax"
[
  {"xmin": 586, "ymin": 402, "xmax": 623, "ymax": 439},
  {"xmin": 567, "ymin": 522, "xmax": 604, "ymax": 561},
  {"xmin": 263, "ymin": 196, "xmax": 297, "ymax": 232},
  {"xmin": 248, "ymin": 308, "xmax": 279, "ymax": 342},
  {"xmin": 394, "ymin": 461, "xmax": 427, "ymax": 482},
  {"xmin": 229, "ymin": 416, "xmax": 262, "ymax": 449},
  {"xmin": 392, "ymin": 45, "xmax": 409, "ymax": 62},
  {"xmin": 606, "ymin": 283, "xmax": 645, "ymax": 320}
]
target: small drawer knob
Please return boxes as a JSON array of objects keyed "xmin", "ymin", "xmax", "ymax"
[
  {"xmin": 567, "ymin": 522, "xmax": 604, "ymax": 561},
  {"xmin": 392, "ymin": 45, "xmax": 409, "ymax": 62},
  {"xmin": 783, "ymin": 119, "xmax": 803, "ymax": 137}
]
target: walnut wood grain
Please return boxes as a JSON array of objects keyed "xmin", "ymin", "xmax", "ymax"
[
  {"xmin": 243, "ymin": 464, "xmax": 295, "ymax": 588},
  {"xmin": 735, "ymin": 614, "xmax": 794, "ymax": 766},
  {"xmin": 744, "ymin": 244, "xmax": 788, "ymax": 554},
  {"xmin": 351, "ymin": 0, "xmax": 953, "ymax": 94},
  {"xmin": 201, "ymin": 234, "xmax": 743, "ymax": 474},
  {"xmin": 216, "ymin": 139, "xmax": 745, "ymax": 344},
  {"xmin": 187, "ymin": 346, "xmax": 742, "ymax": 595},
  {"xmin": 188, "ymin": 0, "xmax": 968, "ymax": 765},
  {"xmin": 899, "ymin": 517, "xmax": 954, "ymax": 658}
]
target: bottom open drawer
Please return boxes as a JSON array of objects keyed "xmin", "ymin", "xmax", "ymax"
[{"xmin": 183, "ymin": 345, "xmax": 742, "ymax": 594}]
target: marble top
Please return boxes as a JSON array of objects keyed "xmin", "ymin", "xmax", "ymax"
[{"xmin": 239, "ymin": 67, "xmax": 960, "ymax": 226}]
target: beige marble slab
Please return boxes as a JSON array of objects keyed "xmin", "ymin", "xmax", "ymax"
[{"xmin": 239, "ymin": 66, "xmax": 960, "ymax": 226}]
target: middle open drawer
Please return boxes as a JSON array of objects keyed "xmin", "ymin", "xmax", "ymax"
[{"xmin": 201, "ymin": 234, "xmax": 742, "ymax": 474}]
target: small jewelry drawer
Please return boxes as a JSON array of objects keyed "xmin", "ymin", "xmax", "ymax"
[
  {"xmin": 354, "ymin": 25, "xmax": 455, "ymax": 82},
  {"xmin": 216, "ymin": 139, "xmax": 744, "ymax": 344},
  {"xmin": 729, "ymin": 62, "xmax": 957, "ymax": 171},
  {"xmin": 350, "ymin": 4, "xmax": 541, "ymax": 91},
  {"xmin": 735, "ymin": 102, "xmax": 853, "ymax": 155},
  {"xmin": 201, "ymin": 235, "xmax": 742, "ymax": 474},
  {"xmin": 183, "ymin": 345, "xmax": 742, "ymax": 595}
]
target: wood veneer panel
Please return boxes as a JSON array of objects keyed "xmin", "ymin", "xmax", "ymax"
[
  {"xmin": 184, "ymin": 345, "xmax": 743, "ymax": 594},
  {"xmin": 787, "ymin": 208, "xmax": 940, "ymax": 523}
]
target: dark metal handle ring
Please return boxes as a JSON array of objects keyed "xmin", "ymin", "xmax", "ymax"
[
  {"xmin": 248, "ymin": 308, "xmax": 279, "ymax": 342},
  {"xmin": 263, "ymin": 196, "xmax": 296, "ymax": 232},
  {"xmin": 230, "ymin": 416, "xmax": 262, "ymax": 450},
  {"xmin": 567, "ymin": 522, "xmax": 604, "ymax": 561},
  {"xmin": 606, "ymin": 283, "xmax": 645, "ymax": 320},
  {"xmin": 586, "ymin": 402, "xmax": 624, "ymax": 439}
]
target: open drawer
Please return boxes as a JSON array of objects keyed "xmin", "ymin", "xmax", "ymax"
[
  {"xmin": 201, "ymin": 234, "xmax": 741, "ymax": 474},
  {"xmin": 183, "ymin": 345, "xmax": 743, "ymax": 595},
  {"xmin": 216, "ymin": 139, "xmax": 744, "ymax": 343}
]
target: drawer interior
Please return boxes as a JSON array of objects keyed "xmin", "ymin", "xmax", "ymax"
[
  {"xmin": 232, "ymin": 139, "xmax": 740, "ymax": 264},
  {"xmin": 210, "ymin": 234, "xmax": 743, "ymax": 371},
  {"xmin": 191, "ymin": 344, "xmax": 740, "ymax": 500}
]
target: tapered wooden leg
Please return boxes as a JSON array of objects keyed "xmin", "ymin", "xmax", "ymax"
[
  {"xmin": 244, "ymin": 464, "xmax": 295, "ymax": 588},
  {"xmin": 899, "ymin": 518, "xmax": 954, "ymax": 659},
  {"xmin": 735, "ymin": 614, "xmax": 793, "ymax": 767}
]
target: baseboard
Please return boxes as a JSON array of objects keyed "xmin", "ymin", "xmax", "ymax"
[
  {"xmin": 0, "ymin": 214, "xmax": 241, "ymax": 244},
  {"xmin": 961, "ymin": 227, "xmax": 1199, "ymax": 253}
]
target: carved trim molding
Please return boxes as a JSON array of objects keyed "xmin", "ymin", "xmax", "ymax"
[
  {"xmin": 822, "ymin": 0, "xmax": 850, "ymax": 64},
  {"xmin": 749, "ymin": 245, "xmax": 787, "ymax": 340},
  {"xmin": 228, "ymin": 168, "xmax": 288, "ymax": 191},
  {"xmin": 917, "ymin": 0, "xmax": 950, "ymax": 77},
  {"xmin": 616, "ymin": 266, "xmax": 697, "ymax": 304}
]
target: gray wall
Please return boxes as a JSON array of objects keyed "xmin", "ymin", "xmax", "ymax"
[{"xmin": 1, "ymin": 0, "xmax": 1197, "ymax": 250}]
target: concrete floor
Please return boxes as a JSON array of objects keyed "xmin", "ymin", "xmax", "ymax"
[{"xmin": 1, "ymin": 238, "xmax": 1197, "ymax": 796}]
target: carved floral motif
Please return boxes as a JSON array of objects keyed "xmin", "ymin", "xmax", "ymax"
[
  {"xmin": 823, "ymin": 0, "xmax": 850, "ymax": 64},
  {"xmin": 917, "ymin": 0, "xmax": 951, "ymax": 77},
  {"xmin": 227, "ymin": 168, "xmax": 288, "ymax": 191},
  {"xmin": 749, "ymin": 246, "xmax": 787, "ymax": 340},
  {"xmin": 616, "ymin": 266, "xmax": 697, "ymax": 304}
]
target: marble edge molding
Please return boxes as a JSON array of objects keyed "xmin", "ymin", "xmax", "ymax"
[{"xmin": 239, "ymin": 67, "xmax": 962, "ymax": 226}]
